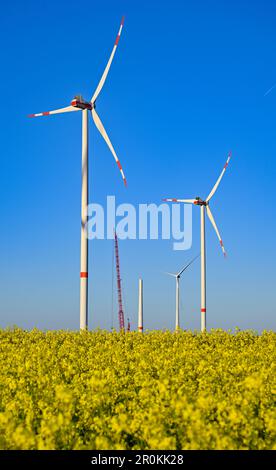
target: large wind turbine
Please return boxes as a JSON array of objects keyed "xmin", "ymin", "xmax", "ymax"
[
  {"xmin": 164, "ymin": 152, "xmax": 231, "ymax": 332},
  {"xmin": 165, "ymin": 255, "xmax": 199, "ymax": 331},
  {"xmin": 28, "ymin": 17, "xmax": 127, "ymax": 330}
]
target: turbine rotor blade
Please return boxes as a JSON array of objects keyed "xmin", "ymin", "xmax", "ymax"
[
  {"xmin": 91, "ymin": 108, "xmax": 127, "ymax": 186},
  {"xmin": 162, "ymin": 198, "xmax": 196, "ymax": 204},
  {"xmin": 206, "ymin": 205, "xmax": 226, "ymax": 257},
  {"xmin": 28, "ymin": 105, "xmax": 81, "ymax": 118},
  {"xmin": 206, "ymin": 151, "xmax": 231, "ymax": 202},
  {"xmin": 177, "ymin": 254, "xmax": 200, "ymax": 277},
  {"xmin": 163, "ymin": 271, "xmax": 177, "ymax": 277},
  {"xmin": 91, "ymin": 17, "xmax": 125, "ymax": 104}
]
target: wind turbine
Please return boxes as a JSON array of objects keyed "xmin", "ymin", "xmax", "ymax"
[
  {"xmin": 164, "ymin": 152, "xmax": 231, "ymax": 332},
  {"xmin": 28, "ymin": 17, "xmax": 127, "ymax": 330},
  {"xmin": 164, "ymin": 255, "xmax": 199, "ymax": 332}
]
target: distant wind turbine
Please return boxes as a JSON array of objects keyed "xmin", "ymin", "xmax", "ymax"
[
  {"xmin": 164, "ymin": 255, "xmax": 199, "ymax": 332},
  {"xmin": 28, "ymin": 18, "xmax": 127, "ymax": 330},
  {"xmin": 164, "ymin": 152, "xmax": 231, "ymax": 332}
]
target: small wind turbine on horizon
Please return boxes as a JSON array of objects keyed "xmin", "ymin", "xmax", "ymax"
[
  {"xmin": 164, "ymin": 152, "xmax": 231, "ymax": 332},
  {"xmin": 28, "ymin": 17, "xmax": 127, "ymax": 330},
  {"xmin": 164, "ymin": 255, "xmax": 199, "ymax": 332}
]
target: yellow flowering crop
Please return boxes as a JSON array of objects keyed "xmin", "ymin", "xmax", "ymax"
[{"xmin": 0, "ymin": 329, "xmax": 275, "ymax": 450}]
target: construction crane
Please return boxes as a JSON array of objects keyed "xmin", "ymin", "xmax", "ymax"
[{"xmin": 114, "ymin": 231, "xmax": 125, "ymax": 331}]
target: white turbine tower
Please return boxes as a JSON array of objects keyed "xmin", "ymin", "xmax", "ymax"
[
  {"xmin": 164, "ymin": 152, "xmax": 231, "ymax": 332},
  {"xmin": 28, "ymin": 17, "xmax": 127, "ymax": 330},
  {"xmin": 165, "ymin": 255, "xmax": 199, "ymax": 332},
  {"xmin": 138, "ymin": 278, "xmax": 143, "ymax": 333}
]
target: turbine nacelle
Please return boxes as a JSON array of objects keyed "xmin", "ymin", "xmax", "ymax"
[
  {"xmin": 71, "ymin": 96, "xmax": 92, "ymax": 110},
  {"xmin": 194, "ymin": 197, "xmax": 207, "ymax": 206}
]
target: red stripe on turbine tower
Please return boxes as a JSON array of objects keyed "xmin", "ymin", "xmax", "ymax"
[
  {"xmin": 80, "ymin": 272, "xmax": 88, "ymax": 278},
  {"xmin": 201, "ymin": 308, "xmax": 206, "ymax": 313}
]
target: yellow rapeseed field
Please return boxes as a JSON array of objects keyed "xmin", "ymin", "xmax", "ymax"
[{"xmin": 0, "ymin": 329, "xmax": 275, "ymax": 450}]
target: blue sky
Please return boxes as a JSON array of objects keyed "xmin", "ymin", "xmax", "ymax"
[{"xmin": 0, "ymin": 0, "xmax": 275, "ymax": 332}]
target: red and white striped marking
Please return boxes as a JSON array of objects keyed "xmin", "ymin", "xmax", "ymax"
[
  {"xmin": 163, "ymin": 198, "xmax": 180, "ymax": 202},
  {"xmin": 115, "ymin": 16, "xmax": 125, "ymax": 45},
  {"xmin": 28, "ymin": 111, "xmax": 50, "ymax": 117},
  {"xmin": 224, "ymin": 151, "xmax": 231, "ymax": 169},
  {"xmin": 116, "ymin": 160, "xmax": 127, "ymax": 186},
  {"xmin": 91, "ymin": 17, "xmax": 125, "ymax": 104},
  {"xmin": 220, "ymin": 240, "xmax": 227, "ymax": 257},
  {"xmin": 163, "ymin": 198, "xmax": 197, "ymax": 204},
  {"xmin": 28, "ymin": 105, "xmax": 81, "ymax": 118},
  {"xmin": 80, "ymin": 272, "xmax": 88, "ymax": 278}
]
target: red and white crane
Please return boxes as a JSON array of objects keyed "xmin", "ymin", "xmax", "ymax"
[{"xmin": 114, "ymin": 231, "xmax": 125, "ymax": 331}]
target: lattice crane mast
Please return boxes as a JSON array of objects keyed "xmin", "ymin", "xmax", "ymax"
[{"xmin": 114, "ymin": 231, "xmax": 125, "ymax": 331}]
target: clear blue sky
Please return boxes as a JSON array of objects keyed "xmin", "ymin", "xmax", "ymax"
[{"xmin": 0, "ymin": 0, "xmax": 275, "ymax": 332}]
